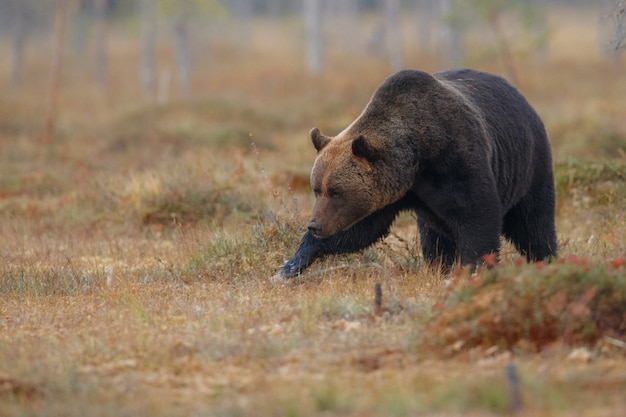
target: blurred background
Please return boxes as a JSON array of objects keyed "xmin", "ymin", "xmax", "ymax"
[
  {"xmin": 1, "ymin": 0, "xmax": 624, "ymax": 110},
  {"xmin": 0, "ymin": 0, "xmax": 624, "ymax": 258}
]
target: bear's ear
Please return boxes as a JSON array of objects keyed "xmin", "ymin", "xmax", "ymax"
[
  {"xmin": 311, "ymin": 127, "xmax": 331, "ymax": 152},
  {"xmin": 352, "ymin": 135, "xmax": 380, "ymax": 162}
]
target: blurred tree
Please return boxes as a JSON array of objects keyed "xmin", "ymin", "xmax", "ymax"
[
  {"xmin": 158, "ymin": 0, "xmax": 226, "ymax": 99},
  {"xmin": 383, "ymin": 0, "xmax": 403, "ymax": 72},
  {"xmin": 522, "ymin": 0, "xmax": 551, "ymax": 64},
  {"xmin": 71, "ymin": 1, "xmax": 90, "ymax": 64},
  {"xmin": 475, "ymin": 0, "xmax": 520, "ymax": 84},
  {"xmin": 93, "ymin": 0, "xmax": 108, "ymax": 89},
  {"xmin": 229, "ymin": 0, "xmax": 253, "ymax": 51},
  {"xmin": 1, "ymin": 0, "xmax": 51, "ymax": 87},
  {"xmin": 614, "ymin": 0, "xmax": 626, "ymax": 53},
  {"xmin": 614, "ymin": 1, "xmax": 626, "ymax": 50},
  {"xmin": 325, "ymin": 0, "xmax": 358, "ymax": 53},
  {"xmin": 446, "ymin": 0, "xmax": 549, "ymax": 84},
  {"xmin": 11, "ymin": 0, "xmax": 27, "ymax": 86},
  {"xmin": 140, "ymin": 0, "xmax": 156, "ymax": 98},
  {"xmin": 168, "ymin": 0, "xmax": 193, "ymax": 98},
  {"xmin": 414, "ymin": 0, "xmax": 436, "ymax": 56},
  {"xmin": 304, "ymin": 0, "xmax": 323, "ymax": 74},
  {"xmin": 45, "ymin": 0, "xmax": 70, "ymax": 144},
  {"xmin": 266, "ymin": 0, "xmax": 281, "ymax": 16},
  {"xmin": 607, "ymin": 0, "xmax": 625, "ymax": 68},
  {"xmin": 264, "ymin": 0, "xmax": 299, "ymax": 16},
  {"xmin": 441, "ymin": 0, "xmax": 466, "ymax": 67}
]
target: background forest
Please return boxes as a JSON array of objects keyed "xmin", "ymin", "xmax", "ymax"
[{"xmin": 1, "ymin": 1, "xmax": 625, "ymax": 416}]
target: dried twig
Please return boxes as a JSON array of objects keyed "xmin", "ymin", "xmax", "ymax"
[
  {"xmin": 604, "ymin": 335, "xmax": 626, "ymax": 350},
  {"xmin": 505, "ymin": 363, "xmax": 523, "ymax": 414},
  {"xmin": 374, "ymin": 283, "xmax": 383, "ymax": 314}
]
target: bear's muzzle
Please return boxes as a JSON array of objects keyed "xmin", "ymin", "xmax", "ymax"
[{"xmin": 307, "ymin": 221, "xmax": 323, "ymax": 238}]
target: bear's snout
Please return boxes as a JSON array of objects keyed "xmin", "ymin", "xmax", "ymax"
[{"xmin": 307, "ymin": 221, "xmax": 323, "ymax": 237}]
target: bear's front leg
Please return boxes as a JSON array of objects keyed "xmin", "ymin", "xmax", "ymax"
[
  {"xmin": 419, "ymin": 178, "xmax": 502, "ymax": 269},
  {"xmin": 272, "ymin": 231, "xmax": 322, "ymax": 282},
  {"xmin": 453, "ymin": 206, "xmax": 502, "ymax": 267},
  {"xmin": 272, "ymin": 198, "xmax": 408, "ymax": 282}
]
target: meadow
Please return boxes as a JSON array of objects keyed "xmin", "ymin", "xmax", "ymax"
[{"xmin": 1, "ymin": 7, "xmax": 626, "ymax": 417}]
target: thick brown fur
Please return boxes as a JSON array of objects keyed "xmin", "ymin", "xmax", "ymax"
[{"xmin": 275, "ymin": 69, "xmax": 557, "ymax": 280}]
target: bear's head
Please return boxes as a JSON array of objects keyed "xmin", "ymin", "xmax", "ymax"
[
  {"xmin": 306, "ymin": 71, "xmax": 440, "ymax": 239},
  {"xmin": 307, "ymin": 126, "xmax": 413, "ymax": 238},
  {"xmin": 307, "ymin": 127, "xmax": 378, "ymax": 238}
]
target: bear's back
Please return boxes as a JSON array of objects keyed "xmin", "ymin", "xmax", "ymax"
[
  {"xmin": 434, "ymin": 69, "xmax": 551, "ymax": 211},
  {"xmin": 433, "ymin": 69, "xmax": 544, "ymax": 138}
]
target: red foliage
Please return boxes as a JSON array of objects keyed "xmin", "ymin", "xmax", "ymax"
[
  {"xmin": 612, "ymin": 258, "xmax": 626, "ymax": 268},
  {"xmin": 481, "ymin": 252, "xmax": 497, "ymax": 267}
]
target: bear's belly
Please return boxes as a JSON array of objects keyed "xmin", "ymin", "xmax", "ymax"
[{"xmin": 403, "ymin": 193, "xmax": 454, "ymax": 239}]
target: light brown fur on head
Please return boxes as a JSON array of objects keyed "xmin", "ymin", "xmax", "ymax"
[
  {"xmin": 308, "ymin": 127, "xmax": 386, "ymax": 238},
  {"xmin": 306, "ymin": 71, "xmax": 434, "ymax": 239}
]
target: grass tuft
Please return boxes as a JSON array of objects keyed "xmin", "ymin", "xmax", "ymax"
[
  {"xmin": 0, "ymin": 262, "xmax": 107, "ymax": 296},
  {"xmin": 555, "ymin": 159, "xmax": 626, "ymax": 204},
  {"xmin": 186, "ymin": 212, "xmax": 303, "ymax": 281}
]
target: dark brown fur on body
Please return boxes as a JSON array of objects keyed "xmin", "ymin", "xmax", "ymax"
[{"xmin": 274, "ymin": 68, "xmax": 557, "ymax": 281}]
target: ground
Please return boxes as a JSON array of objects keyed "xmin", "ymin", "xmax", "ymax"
[{"xmin": 1, "ymin": 7, "xmax": 625, "ymax": 417}]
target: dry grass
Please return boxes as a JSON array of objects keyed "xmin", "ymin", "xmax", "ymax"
[{"xmin": 1, "ymin": 6, "xmax": 626, "ymax": 416}]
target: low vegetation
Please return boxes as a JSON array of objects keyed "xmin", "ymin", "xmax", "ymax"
[
  {"xmin": 427, "ymin": 260, "xmax": 626, "ymax": 355},
  {"xmin": 1, "ymin": 7, "xmax": 626, "ymax": 417}
]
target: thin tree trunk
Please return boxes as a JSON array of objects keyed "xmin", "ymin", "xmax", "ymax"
[
  {"xmin": 93, "ymin": 0, "xmax": 108, "ymax": 89},
  {"xmin": 231, "ymin": 0, "xmax": 253, "ymax": 51},
  {"xmin": 384, "ymin": 0, "xmax": 403, "ymax": 72},
  {"xmin": 44, "ymin": 0, "xmax": 69, "ymax": 144},
  {"xmin": 440, "ymin": 0, "xmax": 464, "ymax": 68},
  {"xmin": 490, "ymin": 14, "xmax": 518, "ymax": 85},
  {"xmin": 415, "ymin": 0, "xmax": 433, "ymax": 56},
  {"xmin": 304, "ymin": 0, "xmax": 323, "ymax": 74},
  {"xmin": 267, "ymin": 0, "xmax": 282, "ymax": 16},
  {"xmin": 175, "ymin": 16, "xmax": 191, "ymax": 99},
  {"xmin": 140, "ymin": 0, "xmax": 156, "ymax": 99},
  {"xmin": 11, "ymin": 1, "xmax": 26, "ymax": 87},
  {"xmin": 327, "ymin": 0, "xmax": 358, "ymax": 52},
  {"xmin": 610, "ymin": 0, "xmax": 625, "ymax": 71}
]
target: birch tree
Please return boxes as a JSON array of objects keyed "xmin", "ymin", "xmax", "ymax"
[
  {"xmin": 603, "ymin": 0, "xmax": 625, "ymax": 69},
  {"xmin": 159, "ymin": 0, "xmax": 226, "ymax": 99},
  {"xmin": 93, "ymin": 0, "xmax": 108, "ymax": 89},
  {"xmin": 44, "ymin": 0, "xmax": 70, "ymax": 144},
  {"xmin": 304, "ymin": 0, "xmax": 323, "ymax": 74},
  {"xmin": 174, "ymin": 10, "xmax": 191, "ymax": 98},
  {"xmin": 230, "ymin": 0, "xmax": 253, "ymax": 51},
  {"xmin": 446, "ymin": 0, "xmax": 549, "ymax": 84},
  {"xmin": 441, "ymin": 0, "xmax": 465, "ymax": 68},
  {"xmin": 3, "ymin": 0, "xmax": 46, "ymax": 87},
  {"xmin": 383, "ymin": 0, "xmax": 403, "ymax": 72},
  {"xmin": 415, "ymin": 0, "xmax": 436, "ymax": 56},
  {"xmin": 140, "ymin": 0, "xmax": 156, "ymax": 98},
  {"xmin": 11, "ymin": 1, "xmax": 27, "ymax": 86}
]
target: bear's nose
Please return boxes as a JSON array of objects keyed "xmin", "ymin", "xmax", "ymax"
[{"xmin": 307, "ymin": 221, "xmax": 322, "ymax": 236}]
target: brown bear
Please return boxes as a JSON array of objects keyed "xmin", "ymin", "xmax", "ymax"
[{"xmin": 273, "ymin": 68, "xmax": 557, "ymax": 281}]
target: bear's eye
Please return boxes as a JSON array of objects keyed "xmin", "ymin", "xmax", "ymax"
[
  {"xmin": 313, "ymin": 188, "xmax": 321, "ymax": 198},
  {"xmin": 327, "ymin": 188, "xmax": 342, "ymax": 198}
]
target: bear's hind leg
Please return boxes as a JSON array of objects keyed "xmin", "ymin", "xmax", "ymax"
[
  {"xmin": 418, "ymin": 219, "xmax": 457, "ymax": 270},
  {"xmin": 503, "ymin": 194, "xmax": 557, "ymax": 262}
]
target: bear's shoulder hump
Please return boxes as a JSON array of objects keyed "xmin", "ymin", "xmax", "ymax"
[{"xmin": 379, "ymin": 70, "xmax": 436, "ymax": 95}]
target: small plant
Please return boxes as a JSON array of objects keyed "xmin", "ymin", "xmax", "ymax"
[
  {"xmin": 424, "ymin": 259, "xmax": 626, "ymax": 354},
  {"xmin": 554, "ymin": 159, "xmax": 626, "ymax": 204}
]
